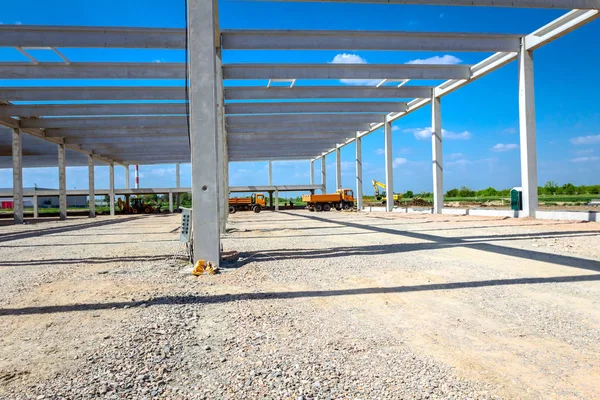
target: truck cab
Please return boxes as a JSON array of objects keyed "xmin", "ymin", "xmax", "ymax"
[
  {"xmin": 252, "ymin": 193, "xmax": 267, "ymax": 207},
  {"xmin": 336, "ymin": 189, "xmax": 354, "ymax": 202}
]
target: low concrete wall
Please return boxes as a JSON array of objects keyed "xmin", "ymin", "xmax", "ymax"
[{"xmin": 536, "ymin": 210, "xmax": 598, "ymax": 222}]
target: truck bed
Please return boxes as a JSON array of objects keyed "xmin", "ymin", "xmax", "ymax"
[{"xmin": 302, "ymin": 194, "xmax": 342, "ymax": 203}]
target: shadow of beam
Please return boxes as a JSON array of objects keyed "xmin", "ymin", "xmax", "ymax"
[{"xmin": 1, "ymin": 274, "xmax": 598, "ymax": 316}]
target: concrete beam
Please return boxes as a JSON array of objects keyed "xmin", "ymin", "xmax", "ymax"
[
  {"xmin": 431, "ymin": 95, "xmax": 443, "ymax": 214},
  {"xmin": 89, "ymin": 155, "xmax": 96, "ymax": 218},
  {"xmin": 225, "ymin": 86, "xmax": 434, "ymax": 100},
  {"xmin": 65, "ymin": 136, "xmax": 189, "ymax": 145},
  {"xmin": 223, "ymin": 63, "xmax": 472, "ymax": 80},
  {"xmin": 0, "ymin": 103, "xmax": 189, "ymax": 118},
  {"xmin": 12, "ymin": 128, "xmax": 23, "ymax": 224},
  {"xmin": 21, "ymin": 116, "xmax": 187, "ymax": 130},
  {"xmin": 355, "ymin": 134, "xmax": 363, "ymax": 211},
  {"xmin": 227, "ymin": 113, "xmax": 385, "ymax": 126},
  {"xmin": 44, "ymin": 127, "xmax": 189, "ymax": 138},
  {"xmin": 222, "ymin": 29, "xmax": 521, "ymax": 52},
  {"xmin": 0, "ymin": 62, "xmax": 186, "ymax": 80},
  {"xmin": 58, "ymin": 143, "xmax": 67, "ymax": 220},
  {"xmin": 0, "ymin": 25, "xmax": 185, "ymax": 48},
  {"xmin": 224, "ymin": 101, "xmax": 407, "ymax": 115},
  {"xmin": 518, "ymin": 40, "xmax": 538, "ymax": 217},
  {"xmin": 0, "ymin": 87, "xmax": 187, "ymax": 102},
  {"xmin": 229, "ymin": 132, "xmax": 353, "ymax": 141},
  {"xmin": 228, "ymin": 125, "xmax": 368, "ymax": 134},
  {"xmin": 384, "ymin": 117, "xmax": 394, "ymax": 212},
  {"xmin": 188, "ymin": 0, "xmax": 221, "ymax": 266}
]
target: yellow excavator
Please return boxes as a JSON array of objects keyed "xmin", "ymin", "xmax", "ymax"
[{"xmin": 372, "ymin": 179, "xmax": 402, "ymax": 205}]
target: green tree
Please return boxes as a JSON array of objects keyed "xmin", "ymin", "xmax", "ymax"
[
  {"xmin": 446, "ymin": 188, "xmax": 459, "ymax": 197},
  {"xmin": 544, "ymin": 180, "xmax": 558, "ymax": 195},
  {"xmin": 477, "ymin": 187, "xmax": 498, "ymax": 197},
  {"xmin": 403, "ymin": 190, "xmax": 414, "ymax": 199},
  {"xmin": 458, "ymin": 186, "xmax": 475, "ymax": 197}
]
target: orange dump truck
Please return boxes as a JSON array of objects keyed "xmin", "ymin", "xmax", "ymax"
[
  {"xmin": 302, "ymin": 189, "xmax": 355, "ymax": 212},
  {"xmin": 228, "ymin": 193, "xmax": 266, "ymax": 214}
]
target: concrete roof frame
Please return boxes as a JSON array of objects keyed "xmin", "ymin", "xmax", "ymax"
[{"xmin": 0, "ymin": 2, "xmax": 597, "ymax": 165}]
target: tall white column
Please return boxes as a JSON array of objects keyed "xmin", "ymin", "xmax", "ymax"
[
  {"xmin": 135, "ymin": 165, "xmax": 139, "ymax": 189},
  {"xmin": 321, "ymin": 157, "xmax": 327, "ymax": 194},
  {"xmin": 335, "ymin": 147, "xmax": 342, "ymax": 190},
  {"xmin": 310, "ymin": 160, "xmax": 315, "ymax": 185},
  {"xmin": 88, "ymin": 155, "xmax": 96, "ymax": 218},
  {"xmin": 124, "ymin": 165, "xmax": 130, "ymax": 189},
  {"xmin": 384, "ymin": 117, "xmax": 394, "ymax": 212},
  {"xmin": 109, "ymin": 163, "xmax": 115, "ymax": 216},
  {"xmin": 355, "ymin": 135, "xmax": 363, "ymax": 211},
  {"xmin": 58, "ymin": 143, "xmax": 67, "ymax": 221},
  {"xmin": 275, "ymin": 189, "xmax": 279, "ymax": 211},
  {"xmin": 12, "ymin": 128, "xmax": 23, "ymax": 224},
  {"xmin": 176, "ymin": 163, "xmax": 181, "ymax": 208},
  {"xmin": 268, "ymin": 161, "xmax": 273, "ymax": 186},
  {"xmin": 169, "ymin": 192, "xmax": 174, "ymax": 213},
  {"xmin": 431, "ymin": 93, "xmax": 444, "ymax": 214},
  {"xmin": 519, "ymin": 40, "xmax": 538, "ymax": 218}
]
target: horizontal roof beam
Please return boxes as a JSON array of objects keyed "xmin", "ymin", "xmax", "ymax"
[
  {"xmin": 222, "ymin": 30, "xmax": 521, "ymax": 52},
  {"xmin": 228, "ymin": 125, "xmax": 366, "ymax": 134},
  {"xmin": 0, "ymin": 62, "xmax": 185, "ymax": 80},
  {"xmin": 223, "ymin": 63, "xmax": 472, "ymax": 80},
  {"xmin": 21, "ymin": 116, "xmax": 187, "ymax": 129},
  {"xmin": 65, "ymin": 136, "xmax": 189, "ymax": 145},
  {"xmin": 254, "ymin": 0, "xmax": 600, "ymax": 9},
  {"xmin": 0, "ymin": 87, "xmax": 187, "ymax": 101},
  {"xmin": 226, "ymin": 113, "xmax": 384, "ymax": 126},
  {"xmin": 225, "ymin": 101, "xmax": 407, "ymax": 115},
  {"xmin": 229, "ymin": 133, "xmax": 353, "ymax": 141},
  {"xmin": 0, "ymin": 25, "xmax": 185, "ymax": 49},
  {"xmin": 44, "ymin": 127, "xmax": 189, "ymax": 137},
  {"xmin": 225, "ymin": 86, "xmax": 433, "ymax": 100},
  {"xmin": 0, "ymin": 103, "xmax": 188, "ymax": 118}
]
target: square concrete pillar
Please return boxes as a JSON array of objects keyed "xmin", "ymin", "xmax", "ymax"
[
  {"xmin": 268, "ymin": 161, "xmax": 273, "ymax": 186},
  {"xmin": 124, "ymin": 164, "xmax": 130, "ymax": 189},
  {"xmin": 33, "ymin": 195, "xmax": 38, "ymax": 219},
  {"xmin": 188, "ymin": 0, "xmax": 221, "ymax": 265},
  {"xmin": 519, "ymin": 40, "xmax": 538, "ymax": 218},
  {"xmin": 12, "ymin": 128, "xmax": 23, "ymax": 224},
  {"xmin": 384, "ymin": 117, "xmax": 394, "ymax": 212},
  {"xmin": 321, "ymin": 157, "xmax": 327, "ymax": 194},
  {"xmin": 431, "ymin": 93, "xmax": 444, "ymax": 214},
  {"xmin": 109, "ymin": 163, "xmax": 115, "ymax": 216},
  {"xmin": 169, "ymin": 192, "xmax": 174, "ymax": 213},
  {"xmin": 275, "ymin": 190, "xmax": 279, "ymax": 211},
  {"xmin": 176, "ymin": 163, "xmax": 181, "ymax": 208},
  {"xmin": 310, "ymin": 160, "xmax": 315, "ymax": 185},
  {"xmin": 58, "ymin": 143, "xmax": 67, "ymax": 221},
  {"xmin": 88, "ymin": 155, "xmax": 96, "ymax": 218},
  {"xmin": 335, "ymin": 147, "xmax": 342, "ymax": 190},
  {"xmin": 355, "ymin": 134, "xmax": 363, "ymax": 211}
]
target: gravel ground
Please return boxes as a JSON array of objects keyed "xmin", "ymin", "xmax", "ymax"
[{"xmin": 0, "ymin": 211, "xmax": 599, "ymax": 399}]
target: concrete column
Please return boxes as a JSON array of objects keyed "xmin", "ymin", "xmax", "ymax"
[
  {"xmin": 124, "ymin": 165, "xmax": 130, "ymax": 189},
  {"xmin": 310, "ymin": 160, "xmax": 315, "ymax": 185},
  {"xmin": 335, "ymin": 147, "xmax": 342, "ymax": 190},
  {"xmin": 269, "ymin": 191, "xmax": 274, "ymax": 209},
  {"xmin": 169, "ymin": 192, "xmax": 174, "ymax": 213},
  {"xmin": 384, "ymin": 117, "xmax": 394, "ymax": 212},
  {"xmin": 33, "ymin": 195, "xmax": 38, "ymax": 218},
  {"xmin": 275, "ymin": 190, "xmax": 279, "ymax": 211},
  {"xmin": 58, "ymin": 143, "xmax": 67, "ymax": 221},
  {"xmin": 431, "ymin": 93, "xmax": 444, "ymax": 214},
  {"xmin": 216, "ymin": 48, "xmax": 228, "ymax": 234},
  {"xmin": 12, "ymin": 128, "xmax": 23, "ymax": 224},
  {"xmin": 355, "ymin": 135, "xmax": 363, "ymax": 211},
  {"xmin": 321, "ymin": 157, "xmax": 327, "ymax": 194},
  {"xmin": 268, "ymin": 161, "xmax": 273, "ymax": 186},
  {"xmin": 88, "ymin": 155, "xmax": 96, "ymax": 218},
  {"xmin": 109, "ymin": 163, "xmax": 115, "ymax": 216},
  {"xmin": 176, "ymin": 163, "xmax": 181, "ymax": 208},
  {"xmin": 188, "ymin": 0, "xmax": 221, "ymax": 265},
  {"xmin": 519, "ymin": 40, "xmax": 538, "ymax": 217}
]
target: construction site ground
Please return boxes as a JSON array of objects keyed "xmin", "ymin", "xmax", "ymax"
[{"xmin": 1, "ymin": 211, "xmax": 599, "ymax": 399}]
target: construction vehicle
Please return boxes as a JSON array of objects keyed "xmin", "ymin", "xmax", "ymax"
[
  {"xmin": 302, "ymin": 189, "xmax": 355, "ymax": 212},
  {"xmin": 228, "ymin": 193, "xmax": 267, "ymax": 214},
  {"xmin": 372, "ymin": 179, "xmax": 402, "ymax": 206},
  {"xmin": 117, "ymin": 197, "xmax": 160, "ymax": 214}
]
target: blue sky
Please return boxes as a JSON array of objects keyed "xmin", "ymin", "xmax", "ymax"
[{"xmin": 0, "ymin": 0, "xmax": 599, "ymax": 195}]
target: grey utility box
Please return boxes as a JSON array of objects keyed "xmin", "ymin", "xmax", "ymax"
[{"xmin": 180, "ymin": 207, "xmax": 192, "ymax": 243}]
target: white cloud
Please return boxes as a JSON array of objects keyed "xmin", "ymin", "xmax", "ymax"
[
  {"xmin": 447, "ymin": 153, "xmax": 463, "ymax": 160},
  {"xmin": 406, "ymin": 55, "xmax": 462, "ymax": 65},
  {"xmin": 570, "ymin": 156, "xmax": 600, "ymax": 163},
  {"xmin": 15, "ymin": 21, "xmax": 22, "ymax": 25},
  {"xmin": 403, "ymin": 127, "xmax": 472, "ymax": 141},
  {"xmin": 502, "ymin": 128, "xmax": 517, "ymax": 134},
  {"xmin": 393, "ymin": 158, "xmax": 407, "ymax": 168},
  {"xmin": 392, "ymin": 125, "xmax": 400, "ymax": 131},
  {"xmin": 446, "ymin": 159, "xmax": 472, "ymax": 167},
  {"xmin": 570, "ymin": 135, "xmax": 600, "ymax": 145},
  {"xmin": 491, "ymin": 143, "xmax": 519, "ymax": 152},
  {"xmin": 331, "ymin": 53, "xmax": 381, "ymax": 86},
  {"xmin": 576, "ymin": 149, "xmax": 594, "ymax": 155},
  {"xmin": 151, "ymin": 167, "xmax": 176, "ymax": 177},
  {"xmin": 374, "ymin": 148, "xmax": 385, "ymax": 155}
]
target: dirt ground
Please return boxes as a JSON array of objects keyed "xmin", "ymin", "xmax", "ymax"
[{"xmin": 1, "ymin": 211, "xmax": 599, "ymax": 399}]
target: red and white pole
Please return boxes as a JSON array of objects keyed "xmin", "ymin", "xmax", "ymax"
[{"xmin": 135, "ymin": 165, "xmax": 139, "ymax": 189}]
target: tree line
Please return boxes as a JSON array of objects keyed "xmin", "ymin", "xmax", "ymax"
[{"xmin": 444, "ymin": 181, "xmax": 600, "ymax": 198}]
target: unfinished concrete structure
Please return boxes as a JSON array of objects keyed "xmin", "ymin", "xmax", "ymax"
[{"xmin": 1, "ymin": 1, "xmax": 598, "ymax": 266}]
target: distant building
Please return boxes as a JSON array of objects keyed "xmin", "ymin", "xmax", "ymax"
[{"xmin": 0, "ymin": 187, "xmax": 88, "ymax": 209}]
